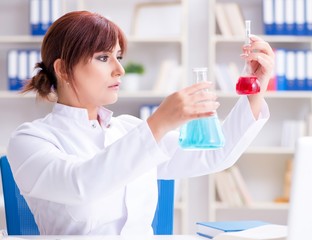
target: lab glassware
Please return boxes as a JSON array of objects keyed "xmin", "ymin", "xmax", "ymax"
[
  {"xmin": 179, "ymin": 68, "xmax": 225, "ymax": 149},
  {"xmin": 236, "ymin": 20, "xmax": 261, "ymax": 95}
]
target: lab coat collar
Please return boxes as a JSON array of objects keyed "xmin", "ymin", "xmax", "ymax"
[{"xmin": 53, "ymin": 103, "xmax": 113, "ymax": 128}]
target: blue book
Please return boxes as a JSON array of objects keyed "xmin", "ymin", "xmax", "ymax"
[
  {"xmin": 295, "ymin": 50, "xmax": 306, "ymax": 90},
  {"xmin": 306, "ymin": 50, "xmax": 312, "ymax": 90},
  {"xmin": 30, "ymin": 0, "xmax": 41, "ymax": 35},
  {"xmin": 263, "ymin": 0, "xmax": 275, "ymax": 35},
  {"xmin": 295, "ymin": 0, "xmax": 306, "ymax": 35},
  {"xmin": 41, "ymin": 0, "xmax": 51, "ymax": 35},
  {"xmin": 285, "ymin": 50, "xmax": 296, "ymax": 90},
  {"xmin": 306, "ymin": 0, "xmax": 312, "ymax": 35},
  {"xmin": 196, "ymin": 220, "xmax": 269, "ymax": 239},
  {"xmin": 7, "ymin": 50, "xmax": 20, "ymax": 90},
  {"xmin": 274, "ymin": 0, "xmax": 286, "ymax": 35},
  {"xmin": 275, "ymin": 49, "xmax": 287, "ymax": 91},
  {"xmin": 284, "ymin": 0, "xmax": 296, "ymax": 35}
]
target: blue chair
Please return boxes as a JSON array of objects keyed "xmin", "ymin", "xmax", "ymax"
[
  {"xmin": 0, "ymin": 155, "xmax": 174, "ymax": 235},
  {"xmin": 152, "ymin": 179, "xmax": 175, "ymax": 235},
  {"xmin": 0, "ymin": 155, "xmax": 39, "ymax": 235}
]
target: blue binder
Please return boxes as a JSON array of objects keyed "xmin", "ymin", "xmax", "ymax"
[{"xmin": 263, "ymin": 0, "xmax": 275, "ymax": 35}]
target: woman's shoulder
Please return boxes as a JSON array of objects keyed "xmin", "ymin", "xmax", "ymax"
[{"xmin": 10, "ymin": 113, "xmax": 54, "ymax": 139}]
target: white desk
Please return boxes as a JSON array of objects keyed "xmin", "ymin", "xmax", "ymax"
[{"xmin": 4, "ymin": 235, "xmax": 203, "ymax": 240}]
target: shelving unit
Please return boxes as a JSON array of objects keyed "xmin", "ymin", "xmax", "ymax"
[
  {"xmin": 0, "ymin": 0, "xmax": 189, "ymax": 234},
  {"xmin": 207, "ymin": 0, "xmax": 312, "ymax": 225}
]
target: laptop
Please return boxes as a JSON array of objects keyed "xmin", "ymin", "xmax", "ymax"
[{"xmin": 287, "ymin": 136, "xmax": 312, "ymax": 239}]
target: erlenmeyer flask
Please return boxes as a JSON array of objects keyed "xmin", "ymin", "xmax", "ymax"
[
  {"xmin": 179, "ymin": 68, "xmax": 225, "ymax": 149},
  {"xmin": 236, "ymin": 20, "xmax": 261, "ymax": 95}
]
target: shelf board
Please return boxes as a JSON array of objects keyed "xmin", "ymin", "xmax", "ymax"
[
  {"xmin": 264, "ymin": 91, "xmax": 312, "ymax": 99},
  {"xmin": 0, "ymin": 91, "xmax": 36, "ymax": 98},
  {"xmin": 245, "ymin": 146, "xmax": 294, "ymax": 155},
  {"xmin": 0, "ymin": 35, "xmax": 43, "ymax": 43},
  {"xmin": 215, "ymin": 201, "xmax": 289, "ymax": 210},
  {"xmin": 212, "ymin": 35, "xmax": 312, "ymax": 43},
  {"xmin": 217, "ymin": 91, "xmax": 312, "ymax": 99},
  {"xmin": 0, "ymin": 35, "xmax": 183, "ymax": 44}
]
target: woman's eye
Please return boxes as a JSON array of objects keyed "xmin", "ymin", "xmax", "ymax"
[
  {"xmin": 117, "ymin": 56, "xmax": 123, "ymax": 62},
  {"xmin": 97, "ymin": 55, "xmax": 108, "ymax": 62}
]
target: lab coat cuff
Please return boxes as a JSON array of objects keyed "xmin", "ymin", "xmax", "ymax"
[{"xmin": 241, "ymin": 95, "xmax": 270, "ymax": 122}]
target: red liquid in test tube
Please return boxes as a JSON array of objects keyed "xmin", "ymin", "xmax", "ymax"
[{"xmin": 236, "ymin": 20, "xmax": 260, "ymax": 95}]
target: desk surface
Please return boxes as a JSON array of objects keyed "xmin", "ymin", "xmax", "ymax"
[{"xmin": 4, "ymin": 235, "xmax": 203, "ymax": 240}]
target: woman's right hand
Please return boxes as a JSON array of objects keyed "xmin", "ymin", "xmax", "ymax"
[{"xmin": 147, "ymin": 82, "xmax": 220, "ymax": 142}]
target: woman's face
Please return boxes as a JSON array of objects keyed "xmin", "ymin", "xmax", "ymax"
[{"xmin": 71, "ymin": 43, "xmax": 125, "ymax": 108}]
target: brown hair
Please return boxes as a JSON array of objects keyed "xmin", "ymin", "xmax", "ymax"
[{"xmin": 22, "ymin": 11, "xmax": 127, "ymax": 100}]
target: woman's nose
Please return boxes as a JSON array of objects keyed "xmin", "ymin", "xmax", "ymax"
[{"xmin": 113, "ymin": 60, "xmax": 125, "ymax": 77}]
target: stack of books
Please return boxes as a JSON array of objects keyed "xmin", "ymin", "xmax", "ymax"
[
  {"xmin": 214, "ymin": 165, "xmax": 253, "ymax": 207},
  {"xmin": 196, "ymin": 220, "xmax": 287, "ymax": 239},
  {"xmin": 30, "ymin": 0, "xmax": 62, "ymax": 35},
  {"xmin": 7, "ymin": 49, "xmax": 41, "ymax": 91},
  {"xmin": 263, "ymin": 0, "xmax": 312, "ymax": 36}
]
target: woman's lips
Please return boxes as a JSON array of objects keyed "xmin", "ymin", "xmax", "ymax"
[{"xmin": 108, "ymin": 82, "xmax": 120, "ymax": 90}]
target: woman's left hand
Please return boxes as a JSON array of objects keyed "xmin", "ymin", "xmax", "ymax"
[{"xmin": 241, "ymin": 34, "xmax": 275, "ymax": 94}]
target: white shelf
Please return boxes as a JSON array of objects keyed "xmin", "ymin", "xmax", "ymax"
[
  {"xmin": 245, "ymin": 147, "xmax": 294, "ymax": 155},
  {"xmin": 212, "ymin": 35, "xmax": 312, "ymax": 43},
  {"xmin": 0, "ymin": 91, "xmax": 36, "ymax": 98},
  {"xmin": 217, "ymin": 91, "xmax": 312, "ymax": 99},
  {"xmin": 207, "ymin": 0, "xmax": 311, "ymax": 224},
  {"xmin": 0, "ymin": 35, "xmax": 43, "ymax": 43},
  {"xmin": 214, "ymin": 202, "xmax": 289, "ymax": 210},
  {"xmin": 0, "ymin": 35, "xmax": 183, "ymax": 44}
]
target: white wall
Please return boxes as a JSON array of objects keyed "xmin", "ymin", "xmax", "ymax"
[{"xmin": 186, "ymin": 0, "xmax": 210, "ymax": 234}]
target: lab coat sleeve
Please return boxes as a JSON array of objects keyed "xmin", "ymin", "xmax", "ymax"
[
  {"xmin": 7, "ymin": 120, "xmax": 169, "ymax": 205},
  {"xmin": 156, "ymin": 96, "xmax": 270, "ymax": 179}
]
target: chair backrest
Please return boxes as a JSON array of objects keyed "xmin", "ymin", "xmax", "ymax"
[
  {"xmin": 0, "ymin": 155, "xmax": 174, "ymax": 235},
  {"xmin": 0, "ymin": 155, "xmax": 39, "ymax": 235},
  {"xmin": 152, "ymin": 179, "xmax": 175, "ymax": 235}
]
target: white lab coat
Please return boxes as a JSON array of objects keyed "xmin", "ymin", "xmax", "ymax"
[{"xmin": 7, "ymin": 96, "xmax": 269, "ymax": 235}]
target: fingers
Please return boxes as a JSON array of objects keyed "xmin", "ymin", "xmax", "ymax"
[
  {"xmin": 173, "ymin": 85, "xmax": 220, "ymax": 119},
  {"xmin": 189, "ymin": 89, "xmax": 217, "ymax": 102},
  {"xmin": 182, "ymin": 81, "xmax": 214, "ymax": 95},
  {"xmin": 240, "ymin": 34, "xmax": 275, "ymax": 76},
  {"xmin": 247, "ymin": 34, "xmax": 275, "ymax": 58},
  {"xmin": 245, "ymin": 51, "xmax": 274, "ymax": 67},
  {"xmin": 184, "ymin": 101, "xmax": 220, "ymax": 119}
]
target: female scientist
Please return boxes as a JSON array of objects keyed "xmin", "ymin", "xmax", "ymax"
[{"xmin": 7, "ymin": 11, "xmax": 274, "ymax": 235}]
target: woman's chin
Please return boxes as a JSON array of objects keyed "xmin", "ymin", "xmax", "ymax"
[{"xmin": 103, "ymin": 96, "xmax": 118, "ymax": 106}]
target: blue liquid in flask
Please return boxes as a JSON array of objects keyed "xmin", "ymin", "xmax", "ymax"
[{"xmin": 179, "ymin": 115, "xmax": 225, "ymax": 149}]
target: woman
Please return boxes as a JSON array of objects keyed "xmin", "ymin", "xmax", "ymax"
[{"xmin": 7, "ymin": 11, "xmax": 273, "ymax": 235}]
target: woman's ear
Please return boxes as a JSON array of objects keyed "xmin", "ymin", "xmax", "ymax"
[{"xmin": 53, "ymin": 59, "xmax": 68, "ymax": 82}]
